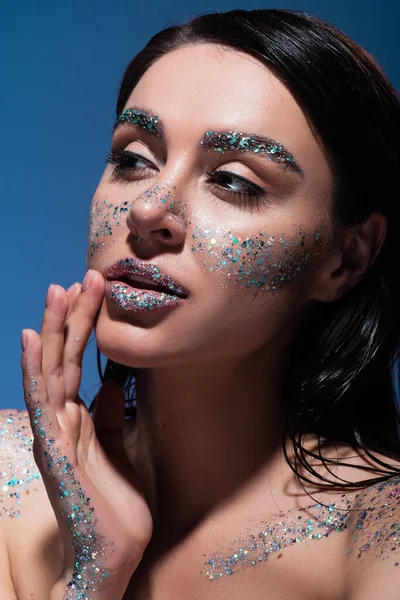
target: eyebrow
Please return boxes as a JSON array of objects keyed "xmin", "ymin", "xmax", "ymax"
[
  {"xmin": 114, "ymin": 107, "xmax": 303, "ymax": 175},
  {"xmin": 199, "ymin": 131, "xmax": 303, "ymax": 175},
  {"xmin": 113, "ymin": 107, "xmax": 164, "ymax": 137}
]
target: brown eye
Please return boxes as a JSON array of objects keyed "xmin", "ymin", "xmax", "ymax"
[
  {"xmin": 205, "ymin": 168, "xmax": 269, "ymax": 207},
  {"xmin": 106, "ymin": 148, "xmax": 156, "ymax": 182}
]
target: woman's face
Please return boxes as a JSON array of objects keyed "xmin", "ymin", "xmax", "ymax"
[{"xmin": 88, "ymin": 44, "xmax": 335, "ymax": 368}]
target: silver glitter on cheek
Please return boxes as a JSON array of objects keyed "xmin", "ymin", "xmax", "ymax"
[
  {"xmin": 191, "ymin": 224, "xmax": 323, "ymax": 294},
  {"xmin": 25, "ymin": 370, "xmax": 114, "ymax": 598},
  {"xmin": 87, "ymin": 197, "xmax": 129, "ymax": 258},
  {"xmin": 87, "ymin": 184, "xmax": 187, "ymax": 259}
]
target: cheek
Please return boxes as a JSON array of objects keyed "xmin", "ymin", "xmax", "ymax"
[
  {"xmin": 190, "ymin": 221, "xmax": 324, "ymax": 295},
  {"xmin": 86, "ymin": 184, "xmax": 189, "ymax": 268},
  {"xmin": 86, "ymin": 197, "xmax": 131, "ymax": 267}
]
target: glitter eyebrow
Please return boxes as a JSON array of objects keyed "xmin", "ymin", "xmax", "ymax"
[
  {"xmin": 113, "ymin": 106, "xmax": 164, "ymax": 137},
  {"xmin": 200, "ymin": 130, "xmax": 303, "ymax": 175}
]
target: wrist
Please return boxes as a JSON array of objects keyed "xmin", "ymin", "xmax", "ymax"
[{"xmin": 49, "ymin": 567, "xmax": 134, "ymax": 600}]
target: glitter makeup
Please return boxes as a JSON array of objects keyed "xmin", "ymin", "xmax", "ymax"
[
  {"xmin": 25, "ymin": 371, "xmax": 113, "ymax": 598},
  {"xmin": 203, "ymin": 476, "xmax": 400, "ymax": 580},
  {"xmin": 105, "ymin": 258, "xmax": 186, "ymax": 312},
  {"xmin": 87, "ymin": 185, "xmax": 186, "ymax": 259},
  {"xmin": 114, "ymin": 107, "xmax": 163, "ymax": 137},
  {"xmin": 347, "ymin": 476, "xmax": 400, "ymax": 564},
  {"xmin": 200, "ymin": 130, "xmax": 302, "ymax": 174},
  {"xmin": 204, "ymin": 498, "xmax": 352, "ymax": 579},
  {"xmin": 107, "ymin": 282, "xmax": 180, "ymax": 312},
  {"xmin": 191, "ymin": 223, "xmax": 323, "ymax": 294},
  {"xmin": 106, "ymin": 258, "xmax": 186, "ymax": 297},
  {"xmin": 0, "ymin": 410, "xmax": 41, "ymax": 519}
]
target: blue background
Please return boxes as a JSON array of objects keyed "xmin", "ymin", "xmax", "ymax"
[{"xmin": 1, "ymin": 0, "xmax": 399, "ymax": 411}]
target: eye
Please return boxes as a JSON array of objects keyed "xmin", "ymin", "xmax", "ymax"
[
  {"xmin": 105, "ymin": 148, "xmax": 157, "ymax": 182},
  {"xmin": 204, "ymin": 168, "xmax": 269, "ymax": 208}
]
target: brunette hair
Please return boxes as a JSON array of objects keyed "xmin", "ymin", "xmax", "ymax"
[{"xmin": 89, "ymin": 9, "xmax": 400, "ymax": 494}]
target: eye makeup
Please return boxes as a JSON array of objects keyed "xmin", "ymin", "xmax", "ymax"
[
  {"xmin": 191, "ymin": 223, "xmax": 323, "ymax": 294},
  {"xmin": 200, "ymin": 130, "xmax": 302, "ymax": 174}
]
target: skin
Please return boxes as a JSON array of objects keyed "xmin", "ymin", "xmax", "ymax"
[
  {"xmin": 89, "ymin": 44, "xmax": 386, "ymax": 533},
  {"xmin": 18, "ymin": 43, "xmax": 389, "ymax": 598}
]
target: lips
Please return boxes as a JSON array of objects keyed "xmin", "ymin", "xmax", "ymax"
[{"xmin": 106, "ymin": 258, "xmax": 189, "ymax": 299}]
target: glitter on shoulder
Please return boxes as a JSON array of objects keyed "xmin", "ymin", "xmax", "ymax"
[
  {"xmin": 203, "ymin": 494, "xmax": 353, "ymax": 580},
  {"xmin": 346, "ymin": 474, "xmax": 400, "ymax": 567},
  {"xmin": 203, "ymin": 474, "xmax": 400, "ymax": 580},
  {"xmin": 0, "ymin": 409, "xmax": 41, "ymax": 519}
]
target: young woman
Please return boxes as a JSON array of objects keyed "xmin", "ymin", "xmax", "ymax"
[{"xmin": 2, "ymin": 8, "xmax": 399, "ymax": 599}]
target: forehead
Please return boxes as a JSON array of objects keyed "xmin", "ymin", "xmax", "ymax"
[{"xmin": 123, "ymin": 44, "xmax": 331, "ymax": 192}]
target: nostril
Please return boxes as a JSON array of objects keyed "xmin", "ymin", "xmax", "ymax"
[{"xmin": 161, "ymin": 228, "xmax": 172, "ymax": 239}]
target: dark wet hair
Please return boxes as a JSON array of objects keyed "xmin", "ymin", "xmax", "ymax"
[{"xmin": 89, "ymin": 9, "xmax": 400, "ymax": 494}]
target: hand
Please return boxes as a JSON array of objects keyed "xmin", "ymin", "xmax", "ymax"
[{"xmin": 21, "ymin": 270, "xmax": 153, "ymax": 599}]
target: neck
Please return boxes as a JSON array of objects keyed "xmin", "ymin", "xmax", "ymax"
[{"xmin": 124, "ymin": 346, "xmax": 288, "ymax": 541}]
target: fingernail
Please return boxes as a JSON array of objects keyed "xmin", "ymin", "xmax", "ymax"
[
  {"xmin": 46, "ymin": 284, "xmax": 55, "ymax": 307},
  {"xmin": 82, "ymin": 270, "xmax": 93, "ymax": 292},
  {"xmin": 21, "ymin": 329, "xmax": 28, "ymax": 351},
  {"xmin": 67, "ymin": 282, "xmax": 81, "ymax": 295}
]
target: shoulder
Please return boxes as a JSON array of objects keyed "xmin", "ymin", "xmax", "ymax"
[
  {"xmin": 0, "ymin": 409, "xmax": 63, "ymax": 598},
  {"xmin": 344, "ymin": 473, "xmax": 400, "ymax": 599},
  {"xmin": 0, "ymin": 409, "xmax": 41, "ymax": 518}
]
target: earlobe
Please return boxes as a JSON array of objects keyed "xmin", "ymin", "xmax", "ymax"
[{"xmin": 312, "ymin": 255, "xmax": 352, "ymax": 303}]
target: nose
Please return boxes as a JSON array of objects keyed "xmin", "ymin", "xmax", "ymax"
[{"xmin": 126, "ymin": 185, "xmax": 186, "ymax": 247}]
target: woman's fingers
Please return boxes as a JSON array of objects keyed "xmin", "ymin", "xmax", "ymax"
[
  {"xmin": 40, "ymin": 285, "xmax": 70, "ymax": 411},
  {"xmin": 66, "ymin": 282, "xmax": 82, "ymax": 319},
  {"xmin": 21, "ymin": 328, "xmax": 61, "ymax": 443},
  {"xmin": 63, "ymin": 270, "xmax": 105, "ymax": 403}
]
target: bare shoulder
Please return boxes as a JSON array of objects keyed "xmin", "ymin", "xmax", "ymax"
[
  {"xmin": 0, "ymin": 409, "xmax": 63, "ymax": 599},
  {"xmin": 343, "ymin": 462, "xmax": 400, "ymax": 599}
]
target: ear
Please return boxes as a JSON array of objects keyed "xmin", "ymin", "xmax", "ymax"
[{"xmin": 311, "ymin": 212, "xmax": 387, "ymax": 303}]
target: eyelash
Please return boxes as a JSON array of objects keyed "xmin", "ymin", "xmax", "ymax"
[
  {"xmin": 106, "ymin": 148, "xmax": 153, "ymax": 181},
  {"xmin": 105, "ymin": 147, "xmax": 268, "ymax": 206}
]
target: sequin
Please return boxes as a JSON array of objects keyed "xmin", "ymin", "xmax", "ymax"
[
  {"xmin": 117, "ymin": 107, "xmax": 163, "ymax": 136},
  {"xmin": 23, "ymin": 371, "xmax": 113, "ymax": 598},
  {"xmin": 0, "ymin": 410, "xmax": 41, "ymax": 519},
  {"xmin": 204, "ymin": 476, "xmax": 400, "ymax": 580},
  {"xmin": 87, "ymin": 184, "xmax": 186, "ymax": 259},
  {"xmin": 200, "ymin": 130, "xmax": 302, "ymax": 173},
  {"xmin": 108, "ymin": 282, "xmax": 180, "ymax": 311},
  {"xmin": 191, "ymin": 224, "xmax": 324, "ymax": 294}
]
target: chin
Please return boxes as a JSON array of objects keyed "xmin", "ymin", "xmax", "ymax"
[{"xmin": 94, "ymin": 309, "xmax": 192, "ymax": 369}]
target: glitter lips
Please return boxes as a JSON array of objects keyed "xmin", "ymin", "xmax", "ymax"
[{"xmin": 105, "ymin": 258, "xmax": 188, "ymax": 312}]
